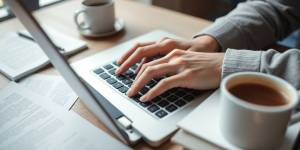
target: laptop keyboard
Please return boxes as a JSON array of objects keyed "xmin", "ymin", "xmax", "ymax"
[{"xmin": 93, "ymin": 61, "xmax": 202, "ymax": 119}]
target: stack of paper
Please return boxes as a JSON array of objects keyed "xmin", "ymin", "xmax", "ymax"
[
  {"xmin": 19, "ymin": 74, "xmax": 78, "ymax": 110},
  {"xmin": 0, "ymin": 26, "xmax": 87, "ymax": 81},
  {"xmin": 0, "ymin": 82, "xmax": 130, "ymax": 150},
  {"xmin": 173, "ymin": 90, "xmax": 300, "ymax": 150}
]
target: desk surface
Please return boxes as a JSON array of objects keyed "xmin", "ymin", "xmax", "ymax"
[{"xmin": 0, "ymin": 0, "xmax": 212, "ymax": 149}]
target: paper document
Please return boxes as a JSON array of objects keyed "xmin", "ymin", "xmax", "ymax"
[
  {"xmin": 0, "ymin": 82, "xmax": 130, "ymax": 150},
  {"xmin": 20, "ymin": 74, "xmax": 77, "ymax": 110},
  {"xmin": 19, "ymin": 26, "xmax": 87, "ymax": 55},
  {"xmin": 0, "ymin": 27, "xmax": 87, "ymax": 81},
  {"xmin": 0, "ymin": 31, "xmax": 49, "ymax": 81}
]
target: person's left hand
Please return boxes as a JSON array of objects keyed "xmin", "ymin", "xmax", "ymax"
[{"xmin": 127, "ymin": 49, "xmax": 225, "ymax": 102}]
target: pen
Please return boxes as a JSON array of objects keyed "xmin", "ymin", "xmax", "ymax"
[{"xmin": 17, "ymin": 31, "xmax": 65, "ymax": 52}]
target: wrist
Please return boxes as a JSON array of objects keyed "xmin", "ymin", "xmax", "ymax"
[{"xmin": 192, "ymin": 35, "xmax": 220, "ymax": 52}]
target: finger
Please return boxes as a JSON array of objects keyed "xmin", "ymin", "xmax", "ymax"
[
  {"xmin": 158, "ymin": 37, "xmax": 171, "ymax": 43},
  {"xmin": 135, "ymin": 49, "xmax": 185, "ymax": 80},
  {"xmin": 117, "ymin": 41, "xmax": 155, "ymax": 65},
  {"xmin": 127, "ymin": 63, "xmax": 180, "ymax": 97},
  {"xmin": 134, "ymin": 57, "xmax": 150, "ymax": 74},
  {"xmin": 140, "ymin": 74, "xmax": 185, "ymax": 102},
  {"xmin": 116, "ymin": 43, "xmax": 165, "ymax": 74},
  {"xmin": 135, "ymin": 56, "xmax": 169, "ymax": 80}
]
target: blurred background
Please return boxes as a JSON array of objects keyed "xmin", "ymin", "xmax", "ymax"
[
  {"xmin": 0, "ymin": 0, "xmax": 244, "ymax": 22},
  {"xmin": 0, "ymin": 0, "xmax": 297, "ymax": 47}
]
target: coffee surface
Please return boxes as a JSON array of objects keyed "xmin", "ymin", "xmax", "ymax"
[
  {"xmin": 83, "ymin": 2, "xmax": 108, "ymax": 6},
  {"xmin": 229, "ymin": 83, "xmax": 288, "ymax": 106}
]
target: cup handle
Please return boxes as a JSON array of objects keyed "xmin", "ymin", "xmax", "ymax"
[{"xmin": 74, "ymin": 10, "xmax": 90, "ymax": 30}]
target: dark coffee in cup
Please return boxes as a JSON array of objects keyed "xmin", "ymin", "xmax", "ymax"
[
  {"xmin": 220, "ymin": 72, "xmax": 299, "ymax": 149},
  {"xmin": 74, "ymin": 0, "xmax": 115, "ymax": 34},
  {"xmin": 228, "ymin": 83, "xmax": 289, "ymax": 106},
  {"xmin": 83, "ymin": 1, "xmax": 108, "ymax": 6}
]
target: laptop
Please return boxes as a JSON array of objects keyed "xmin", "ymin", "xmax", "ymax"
[{"xmin": 7, "ymin": 0, "xmax": 211, "ymax": 146}]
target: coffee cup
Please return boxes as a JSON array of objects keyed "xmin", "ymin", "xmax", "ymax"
[
  {"xmin": 220, "ymin": 72, "xmax": 299, "ymax": 149},
  {"xmin": 74, "ymin": 0, "xmax": 115, "ymax": 34}
]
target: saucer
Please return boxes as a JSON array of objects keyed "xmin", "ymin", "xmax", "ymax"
[{"xmin": 79, "ymin": 18, "xmax": 125, "ymax": 38}]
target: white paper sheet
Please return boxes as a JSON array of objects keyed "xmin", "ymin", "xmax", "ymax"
[
  {"xmin": 0, "ymin": 31, "xmax": 48, "ymax": 80},
  {"xmin": 20, "ymin": 74, "xmax": 77, "ymax": 110},
  {"xmin": 19, "ymin": 26, "xmax": 87, "ymax": 55},
  {"xmin": 0, "ymin": 82, "xmax": 131, "ymax": 150}
]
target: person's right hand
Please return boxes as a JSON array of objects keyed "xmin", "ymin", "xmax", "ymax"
[{"xmin": 115, "ymin": 35, "xmax": 220, "ymax": 75}]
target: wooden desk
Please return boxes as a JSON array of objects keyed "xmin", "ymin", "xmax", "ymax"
[{"xmin": 0, "ymin": 0, "xmax": 212, "ymax": 149}]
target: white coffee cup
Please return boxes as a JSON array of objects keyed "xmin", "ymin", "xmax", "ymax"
[
  {"xmin": 220, "ymin": 72, "xmax": 299, "ymax": 149},
  {"xmin": 74, "ymin": 0, "xmax": 115, "ymax": 34}
]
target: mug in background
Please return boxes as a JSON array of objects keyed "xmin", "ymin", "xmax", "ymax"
[
  {"xmin": 74, "ymin": 0, "xmax": 115, "ymax": 34},
  {"xmin": 220, "ymin": 72, "xmax": 299, "ymax": 149}
]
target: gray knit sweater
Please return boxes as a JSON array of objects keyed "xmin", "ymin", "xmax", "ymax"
[{"xmin": 197, "ymin": 0, "xmax": 300, "ymax": 89}]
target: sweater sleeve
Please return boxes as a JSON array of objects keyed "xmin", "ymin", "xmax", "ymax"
[
  {"xmin": 223, "ymin": 48, "xmax": 300, "ymax": 89},
  {"xmin": 195, "ymin": 0, "xmax": 300, "ymax": 51}
]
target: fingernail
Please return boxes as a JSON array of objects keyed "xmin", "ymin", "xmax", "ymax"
[
  {"xmin": 117, "ymin": 60, "xmax": 121, "ymax": 64},
  {"xmin": 140, "ymin": 96, "xmax": 147, "ymax": 102},
  {"xmin": 115, "ymin": 68, "xmax": 121, "ymax": 74},
  {"xmin": 127, "ymin": 89, "xmax": 133, "ymax": 97}
]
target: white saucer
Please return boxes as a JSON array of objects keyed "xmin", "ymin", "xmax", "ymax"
[{"xmin": 79, "ymin": 18, "xmax": 125, "ymax": 38}]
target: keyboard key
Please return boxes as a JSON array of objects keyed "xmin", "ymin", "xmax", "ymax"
[
  {"xmin": 155, "ymin": 110, "xmax": 168, "ymax": 118},
  {"xmin": 99, "ymin": 73, "xmax": 110, "ymax": 79},
  {"xmin": 190, "ymin": 90, "xmax": 202, "ymax": 96},
  {"xmin": 124, "ymin": 70, "xmax": 134, "ymax": 76},
  {"xmin": 169, "ymin": 88, "xmax": 178, "ymax": 93},
  {"xmin": 139, "ymin": 101, "xmax": 152, "ymax": 107},
  {"xmin": 106, "ymin": 78, "xmax": 117, "ymax": 84},
  {"xmin": 183, "ymin": 94, "xmax": 194, "ymax": 102},
  {"xmin": 147, "ymin": 104, "xmax": 160, "ymax": 113},
  {"xmin": 112, "ymin": 82, "xmax": 123, "ymax": 89},
  {"xmin": 128, "ymin": 73, "xmax": 136, "ymax": 78},
  {"xmin": 147, "ymin": 80, "xmax": 157, "ymax": 88},
  {"xmin": 122, "ymin": 79, "xmax": 133, "ymax": 85},
  {"xmin": 175, "ymin": 99, "xmax": 186, "ymax": 107},
  {"xmin": 94, "ymin": 68, "xmax": 104, "ymax": 74},
  {"xmin": 152, "ymin": 97, "xmax": 162, "ymax": 103},
  {"xmin": 166, "ymin": 104, "xmax": 178, "ymax": 112},
  {"xmin": 157, "ymin": 100, "xmax": 169, "ymax": 107},
  {"xmin": 104, "ymin": 64, "xmax": 114, "ymax": 70},
  {"xmin": 118, "ymin": 86, "xmax": 128, "ymax": 93},
  {"xmin": 132, "ymin": 94, "xmax": 142, "ymax": 102},
  {"xmin": 161, "ymin": 91, "xmax": 170, "ymax": 98},
  {"xmin": 116, "ymin": 75, "xmax": 126, "ymax": 81},
  {"xmin": 127, "ymin": 83, "xmax": 133, "ymax": 87},
  {"xmin": 108, "ymin": 69, "xmax": 116, "ymax": 75},
  {"xmin": 175, "ymin": 90, "xmax": 186, "ymax": 97},
  {"xmin": 153, "ymin": 77, "xmax": 164, "ymax": 82},
  {"xmin": 167, "ymin": 95, "xmax": 178, "ymax": 102},
  {"xmin": 113, "ymin": 61, "xmax": 120, "ymax": 66},
  {"xmin": 131, "ymin": 64, "xmax": 138, "ymax": 70},
  {"xmin": 140, "ymin": 87, "xmax": 149, "ymax": 94}
]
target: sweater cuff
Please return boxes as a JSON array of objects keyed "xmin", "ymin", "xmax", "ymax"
[
  {"xmin": 194, "ymin": 18, "xmax": 247, "ymax": 51},
  {"xmin": 222, "ymin": 49, "xmax": 262, "ymax": 78}
]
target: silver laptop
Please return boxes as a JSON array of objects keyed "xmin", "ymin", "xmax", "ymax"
[{"xmin": 7, "ymin": 0, "xmax": 211, "ymax": 146}]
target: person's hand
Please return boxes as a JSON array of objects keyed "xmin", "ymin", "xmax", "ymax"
[
  {"xmin": 126, "ymin": 50, "xmax": 225, "ymax": 102},
  {"xmin": 115, "ymin": 35, "xmax": 219, "ymax": 75}
]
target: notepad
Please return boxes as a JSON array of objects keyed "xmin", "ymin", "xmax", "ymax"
[{"xmin": 0, "ymin": 27, "xmax": 87, "ymax": 81}]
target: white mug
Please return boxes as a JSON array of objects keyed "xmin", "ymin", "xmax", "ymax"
[
  {"xmin": 220, "ymin": 72, "xmax": 299, "ymax": 149},
  {"xmin": 74, "ymin": 0, "xmax": 115, "ymax": 33}
]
